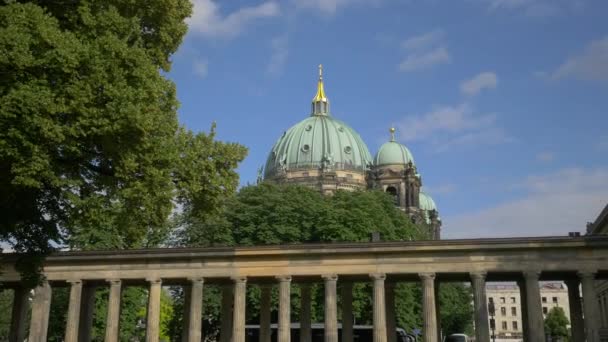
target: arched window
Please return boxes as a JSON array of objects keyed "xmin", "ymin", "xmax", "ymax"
[{"xmin": 386, "ymin": 186, "xmax": 398, "ymax": 205}]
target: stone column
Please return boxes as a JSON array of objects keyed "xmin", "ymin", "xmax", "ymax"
[
  {"xmin": 278, "ymin": 276, "xmax": 292, "ymax": 342},
  {"xmin": 399, "ymin": 182, "xmax": 406, "ymax": 208},
  {"xmin": 371, "ymin": 273, "xmax": 387, "ymax": 342},
  {"xmin": 79, "ymin": 285, "xmax": 97, "ymax": 342},
  {"xmin": 323, "ymin": 274, "xmax": 339, "ymax": 342},
  {"xmin": 516, "ymin": 279, "xmax": 529, "ymax": 342},
  {"xmin": 181, "ymin": 284, "xmax": 192, "ymax": 342},
  {"xmin": 341, "ymin": 282, "xmax": 354, "ymax": 342},
  {"xmin": 580, "ymin": 271, "xmax": 601, "ymax": 342},
  {"xmin": 565, "ymin": 278, "xmax": 585, "ymax": 342},
  {"xmin": 435, "ymin": 281, "xmax": 442, "ymax": 341},
  {"xmin": 64, "ymin": 279, "xmax": 83, "ymax": 342},
  {"xmin": 419, "ymin": 273, "xmax": 437, "ymax": 342},
  {"xmin": 220, "ymin": 285, "xmax": 234, "ymax": 342},
  {"xmin": 232, "ymin": 277, "xmax": 248, "ymax": 342},
  {"xmin": 146, "ymin": 278, "xmax": 162, "ymax": 342},
  {"xmin": 470, "ymin": 272, "xmax": 490, "ymax": 342},
  {"xmin": 105, "ymin": 279, "xmax": 122, "ymax": 342},
  {"xmin": 385, "ymin": 283, "xmax": 397, "ymax": 342},
  {"xmin": 28, "ymin": 281, "xmax": 52, "ymax": 342},
  {"xmin": 9, "ymin": 287, "xmax": 29, "ymax": 342},
  {"xmin": 523, "ymin": 271, "xmax": 545, "ymax": 342},
  {"xmin": 260, "ymin": 285, "xmax": 272, "ymax": 342},
  {"xmin": 187, "ymin": 278, "xmax": 204, "ymax": 342},
  {"xmin": 300, "ymin": 284, "xmax": 312, "ymax": 342}
]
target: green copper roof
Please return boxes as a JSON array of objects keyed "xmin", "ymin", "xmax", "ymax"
[
  {"xmin": 264, "ymin": 115, "xmax": 373, "ymax": 178},
  {"xmin": 419, "ymin": 191, "xmax": 437, "ymax": 211},
  {"xmin": 419, "ymin": 191, "xmax": 439, "ymax": 224},
  {"xmin": 374, "ymin": 141, "xmax": 415, "ymax": 166}
]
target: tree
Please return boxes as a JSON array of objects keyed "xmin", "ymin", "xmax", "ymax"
[
  {"xmin": 544, "ymin": 307, "xmax": 570, "ymax": 341},
  {"xmin": 0, "ymin": 0, "xmax": 246, "ymax": 285},
  {"xmin": 438, "ymin": 283, "xmax": 474, "ymax": 336}
]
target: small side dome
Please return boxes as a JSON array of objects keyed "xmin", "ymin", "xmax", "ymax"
[
  {"xmin": 419, "ymin": 191, "xmax": 440, "ymax": 224},
  {"xmin": 419, "ymin": 191, "xmax": 437, "ymax": 212},
  {"xmin": 374, "ymin": 127, "xmax": 415, "ymax": 166}
]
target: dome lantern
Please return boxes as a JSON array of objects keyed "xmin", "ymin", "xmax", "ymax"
[{"xmin": 311, "ymin": 64, "xmax": 330, "ymax": 116}]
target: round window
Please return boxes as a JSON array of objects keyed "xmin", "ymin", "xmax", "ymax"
[
  {"xmin": 301, "ymin": 144, "xmax": 310, "ymax": 153},
  {"xmin": 305, "ymin": 124, "xmax": 312, "ymax": 131},
  {"xmin": 344, "ymin": 146, "xmax": 352, "ymax": 154},
  {"xmin": 338, "ymin": 126, "xmax": 345, "ymax": 132}
]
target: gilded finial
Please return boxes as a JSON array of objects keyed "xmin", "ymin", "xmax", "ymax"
[
  {"xmin": 390, "ymin": 127, "xmax": 396, "ymax": 142},
  {"xmin": 312, "ymin": 64, "xmax": 328, "ymax": 104}
]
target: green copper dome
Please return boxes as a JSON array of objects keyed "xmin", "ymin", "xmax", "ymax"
[
  {"xmin": 419, "ymin": 191, "xmax": 437, "ymax": 211},
  {"xmin": 264, "ymin": 116, "xmax": 372, "ymax": 178},
  {"xmin": 264, "ymin": 66, "xmax": 372, "ymax": 178},
  {"xmin": 419, "ymin": 191, "xmax": 439, "ymax": 224},
  {"xmin": 374, "ymin": 128, "xmax": 415, "ymax": 166}
]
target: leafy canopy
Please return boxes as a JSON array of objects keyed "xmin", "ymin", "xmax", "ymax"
[
  {"xmin": 179, "ymin": 182, "xmax": 429, "ymax": 247},
  {"xmin": 0, "ymin": 0, "xmax": 246, "ymax": 285},
  {"xmin": 544, "ymin": 306, "xmax": 570, "ymax": 338}
]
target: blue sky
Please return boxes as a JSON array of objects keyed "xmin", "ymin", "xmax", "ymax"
[{"xmin": 167, "ymin": 0, "xmax": 608, "ymax": 239}]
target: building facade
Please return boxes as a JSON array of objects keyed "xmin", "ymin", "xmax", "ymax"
[
  {"xmin": 262, "ymin": 66, "xmax": 441, "ymax": 239},
  {"xmin": 587, "ymin": 203, "xmax": 608, "ymax": 340},
  {"xmin": 486, "ymin": 282, "xmax": 570, "ymax": 341}
]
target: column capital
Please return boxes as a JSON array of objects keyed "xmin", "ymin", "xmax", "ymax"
[
  {"xmin": 66, "ymin": 279, "xmax": 82, "ymax": 285},
  {"xmin": 470, "ymin": 272, "xmax": 487, "ymax": 280},
  {"xmin": 232, "ymin": 276, "xmax": 247, "ymax": 284},
  {"xmin": 523, "ymin": 270, "xmax": 541, "ymax": 280},
  {"xmin": 370, "ymin": 273, "xmax": 386, "ymax": 281},
  {"xmin": 276, "ymin": 275, "xmax": 292, "ymax": 282},
  {"xmin": 322, "ymin": 274, "xmax": 338, "ymax": 282},
  {"xmin": 106, "ymin": 279, "xmax": 122, "ymax": 286},
  {"xmin": 188, "ymin": 277, "xmax": 205, "ymax": 284},
  {"xmin": 419, "ymin": 272, "xmax": 436, "ymax": 280},
  {"xmin": 146, "ymin": 277, "xmax": 162, "ymax": 284},
  {"xmin": 578, "ymin": 270, "xmax": 597, "ymax": 280}
]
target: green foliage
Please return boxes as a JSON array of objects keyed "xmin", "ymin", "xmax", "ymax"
[
  {"xmin": 544, "ymin": 306, "xmax": 570, "ymax": 339},
  {"xmin": 438, "ymin": 283, "xmax": 473, "ymax": 335},
  {"xmin": 179, "ymin": 182, "xmax": 427, "ymax": 247},
  {"xmin": 0, "ymin": 0, "xmax": 246, "ymax": 286},
  {"xmin": 0, "ymin": 289, "xmax": 14, "ymax": 340}
]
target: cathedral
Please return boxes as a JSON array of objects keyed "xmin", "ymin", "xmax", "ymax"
[{"xmin": 262, "ymin": 66, "xmax": 442, "ymax": 239}]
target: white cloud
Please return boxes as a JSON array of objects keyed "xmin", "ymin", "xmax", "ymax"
[
  {"xmin": 399, "ymin": 103, "xmax": 492, "ymax": 140},
  {"xmin": 551, "ymin": 36, "xmax": 608, "ymax": 81},
  {"xmin": 398, "ymin": 48, "xmax": 451, "ymax": 72},
  {"xmin": 193, "ymin": 59, "xmax": 209, "ymax": 78},
  {"xmin": 445, "ymin": 168, "xmax": 608, "ymax": 238},
  {"xmin": 293, "ymin": 0, "xmax": 377, "ymax": 14},
  {"xmin": 188, "ymin": 0, "xmax": 280, "ymax": 38},
  {"xmin": 398, "ymin": 30, "xmax": 450, "ymax": 72},
  {"xmin": 401, "ymin": 29, "xmax": 445, "ymax": 51},
  {"xmin": 266, "ymin": 35, "xmax": 289, "ymax": 76},
  {"xmin": 482, "ymin": 0, "xmax": 581, "ymax": 17},
  {"xmin": 460, "ymin": 72, "xmax": 498, "ymax": 96},
  {"xmin": 536, "ymin": 151, "xmax": 554, "ymax": 162},
  {"xmin": 397, "ymin": 103, "xmax": 512, "ymax": 152}
]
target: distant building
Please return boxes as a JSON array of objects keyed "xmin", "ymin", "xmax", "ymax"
[
  {"xmin": 262, "ymin": 65, "xmax": 441, "ymax": 238},
  {"xmin": 586, "ymin": 203, "xmax": 608, "ymax": 340},
  {"xmin": 486, "ymin": 282, "xmax": 570, "ymax": 341}
]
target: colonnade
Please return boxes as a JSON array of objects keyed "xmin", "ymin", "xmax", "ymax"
[
  {"xmin": 3, "ymin": 236, "xmax": 608, "ymax": 342},
  {"xmin": 5, "ymin": 270, "xmax": 604, "ymax": 342}
]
